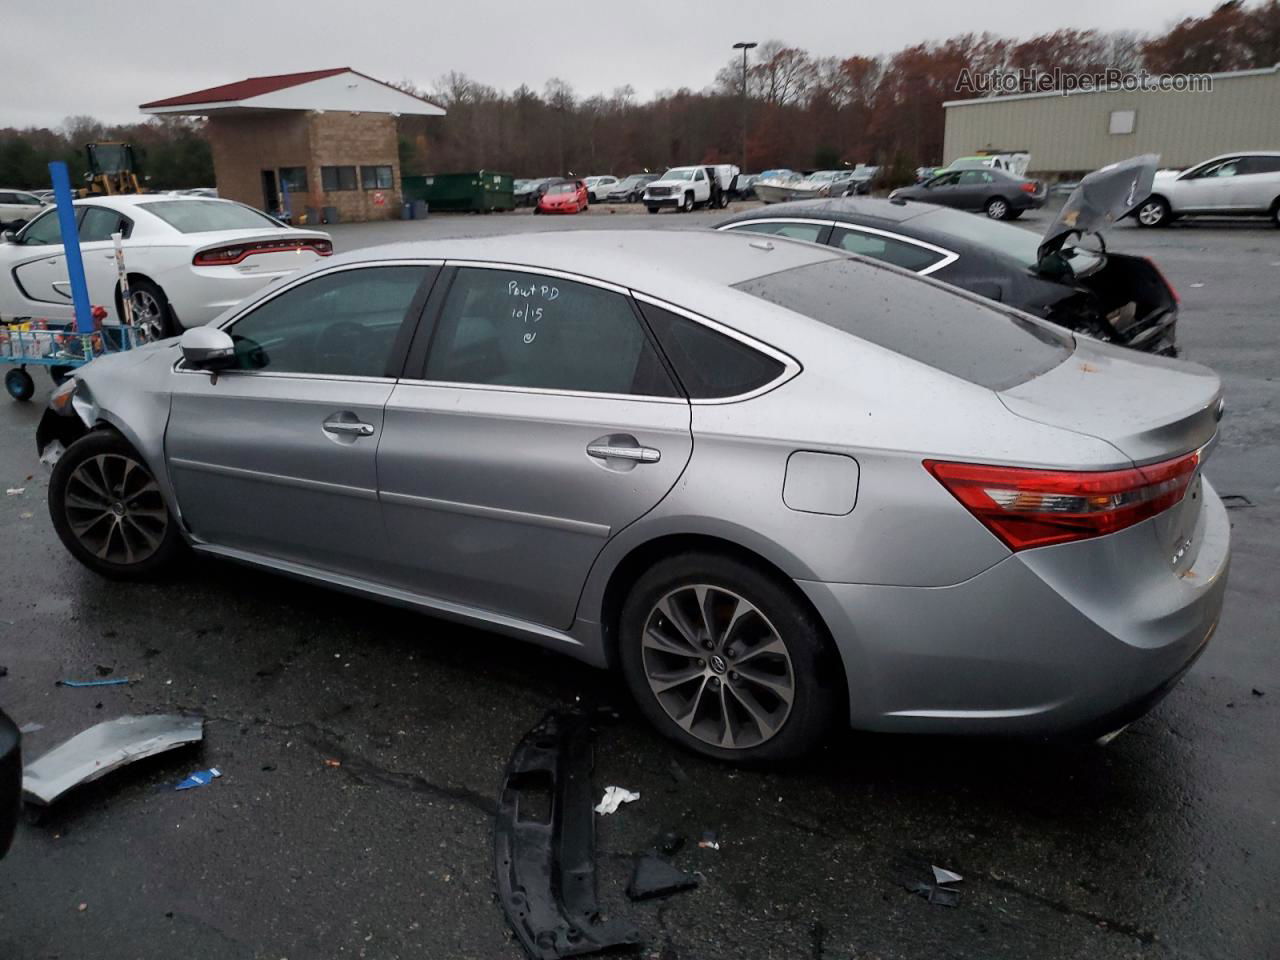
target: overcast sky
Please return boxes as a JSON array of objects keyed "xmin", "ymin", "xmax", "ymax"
[{"xmin": 6, "ymin": 0, "xmax": 1216, "ymax": 129}]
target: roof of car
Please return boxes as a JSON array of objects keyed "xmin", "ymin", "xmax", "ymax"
[
  {"xmin": 719, "ymin": 196, "xmax": 937, "ymax": 226},
  {"xmin": 328, "ymin": 228, "xmax": 843, "ymax": 294},
  {"xmin": 67, "ymin": 194, "xmax": 238, "ymax": 209}
]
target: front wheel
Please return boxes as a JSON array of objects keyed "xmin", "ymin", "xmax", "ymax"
[
  {"xmin": 680, "ymin": 192, "xmax": 694, "ymax": 213},
  {"xmin": 1271, "ymin": 199, "xmax": 1280, "ymax": 228},
  {"xmin": 618, "ymin": 553, "xmax": 840, "ymax": 763},
  {"xmin": 984, "ymin": 196, "xmax": 1011, "ymax": 220},
  {"xmin": 646, "ymin": 205, "xmax": 659, "ymax": 214},
  {"xmin": 1135, "ymin": 197, "xmax": 1170, "ymax": 228},
  {"xmin": 48, "ymin": 430, "xmax": 185, "ymax": 580}
]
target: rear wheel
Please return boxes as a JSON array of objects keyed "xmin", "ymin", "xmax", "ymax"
[
  {"xmin": 48, "ymin": 431, "xmax": 185, "ymax": 580},
  {"xmin": 126, "ymin": 278, "xmax": 175, "ymax": 340},
  {"xmin": 618, "ymin": 552, "xmax": 840, "ymax": 763},
  {"xmin": 985, "ymin": 196, "xmax": 1010, "ymax": 220},
  {"xmin": 1136, "ymin": 197, "xmax": 1170, "ymax": 228}
]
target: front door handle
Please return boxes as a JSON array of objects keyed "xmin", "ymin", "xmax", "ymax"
[
  {"xmin": 323, "ymin": 418, "xmax": 375, "ymax": 438},
  {"xmin": 587, "ymin": 441, "xmax": 661, "ymax": 463}
]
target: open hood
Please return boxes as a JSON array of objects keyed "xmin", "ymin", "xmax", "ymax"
[{"xmin": 1038, "ymin": 155, "xmax": 1159, "ymax": 262}]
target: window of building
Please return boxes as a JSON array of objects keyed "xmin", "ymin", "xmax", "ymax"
[
  {"xmin": 422, "ymin": 268, "xmax": 677, "ymax": 397},
  {"xmin": 321, "ymin": 166, "xmax": 358, "ymax": 192},
  {"xmin": 361, "ymin": 165, "xmax": 394, "ymax": 190},
  {"xmin": 1108, "ymin": 110, "xmax": 1136, "ymax": 135},
  {"xmin": 278, "ymin": 167, "xmax": 308, "ymax": 193}
]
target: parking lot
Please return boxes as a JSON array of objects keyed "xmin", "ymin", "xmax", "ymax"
[{"xmin": 1, "ymin": 205, "xmax": 1277, "ymax": 960}]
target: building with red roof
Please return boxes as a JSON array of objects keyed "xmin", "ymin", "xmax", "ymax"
[{"xmin": 142, "ymin": 68, "xmax": 445, "ymax": 223}]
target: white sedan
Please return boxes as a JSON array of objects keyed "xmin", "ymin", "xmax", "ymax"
[
  {"xmin": 583, "ymin": 175, "xmax": 619, "ymax": 202},
  {"xmin": 0, "ymin": 195, "xmax": 332, "ymax": 336},
  {"xmin": 0, "ymin": 189, "xmax": 46, "ymax": 230},
  {"xmin": 1137, "ymin": 151, "xmax": 1280, "ymax": 227}
]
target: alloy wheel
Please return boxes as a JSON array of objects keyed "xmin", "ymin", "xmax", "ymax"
[
  {"xmin": 641, "ymin": 584, "xmax": 795, "ymax": 749},
  {"xmin": 986, "ymin": 199, "xmax": 1008, "ymax": 219},
  {"xmin": 64, "ymin": 453, "xmax": 168, "ymax": 565},
  {"xmin": 130, "ymin": 289, "xmax": 165, "ymax": 341},
  {"xmin": 1137, "ymin": 201, "xmax": 1166, "ymax": 226}
]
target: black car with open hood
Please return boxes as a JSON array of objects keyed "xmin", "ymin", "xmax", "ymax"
[{"xmin": 716, "ymin": 156, "xmax": 1179, "ymax": 355}]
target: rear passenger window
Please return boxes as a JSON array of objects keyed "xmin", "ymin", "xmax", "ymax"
[
  {"xmin": 831, "ymin": 227, "xmax": 946, "ymax": 272},
  {"xmin": 78, "ymin": 206, "xmax": 131, "ymax": 242},
  {"xmin": 725, "ymin": 221, "xmax": 825, "ymax": 244},
  {"xmin": 1239, "ymin": 156, "xmax": 1280, "ymax": 175},
  {"xmin": 638, "ymin": 302, "xmax": 785, "ymax": 399},
  {"xmin": 423, "ymin": 268, "xmax": 677, "ymax": 397}
]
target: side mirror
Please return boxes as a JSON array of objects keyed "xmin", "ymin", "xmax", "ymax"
[
  {"xmin": 180, "ymin": 327, "xmax": 236, "ymax": 368},
  {"xmin": 1, "ymin": 231, "xmax": 15, "ymax": 243}
]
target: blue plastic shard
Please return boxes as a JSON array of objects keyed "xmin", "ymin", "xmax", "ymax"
[
  {"xmin": 175, "ymin": 768, "xmax": 221, "ymax": 791},
  {"xmin": 56, "ymin": 678, "xmax": 131, "ymax": 688}
]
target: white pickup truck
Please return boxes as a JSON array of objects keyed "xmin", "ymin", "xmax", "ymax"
[{"xmin": 644, "ymin": 164, "xmax": 739, "ymax": 213}]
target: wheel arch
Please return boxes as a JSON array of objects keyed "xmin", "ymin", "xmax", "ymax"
[
  {"xmin": 590, "ymin": 531, "xmax": 845, "ymax": 683},
  {"xmin": 112, "ymin": 271, "xmax": 167, "ymax": 321}
]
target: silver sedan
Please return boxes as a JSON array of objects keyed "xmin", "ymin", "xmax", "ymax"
[{"xmin": 36, "ymin": 230, "xmax": 1230, "ymax": 762}]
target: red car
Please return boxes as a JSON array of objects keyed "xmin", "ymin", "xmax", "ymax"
[{"xmin": 535, "ymin": 179, "xmax": 588, "ymax": 214}]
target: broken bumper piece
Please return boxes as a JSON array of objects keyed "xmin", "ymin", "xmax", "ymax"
[
  {"xmin": 22, "ymin": 715, "xmax": 204, "ymax": 806},
  {"xmin": 495, "ymin": 708, "xmax": 640, "ymax": 958}
]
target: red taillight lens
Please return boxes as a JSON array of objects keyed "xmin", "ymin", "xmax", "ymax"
[
  {"xmin": 193, "ymin": 238, "xmax": 332, "ymax": 266},
  {"xmin": 1021, "ymin": 181, "xmax": 1037, "ymax": 194},
  {"xmin": 924, "ymin": 451, "xmax": 1200, "ymax": 551}
]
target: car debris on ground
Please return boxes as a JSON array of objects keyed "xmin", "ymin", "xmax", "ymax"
[
  {"xmin": 175, "ymin": 768, "xmax": 221, "ymax": 791},
  {"xmin": 55, "ymin": 677, "xmax": 132, "ymax": 688},
  {"xmin": 593, "ymin": 785, "xmax": 639, "ymax": 815},
  {"xmin": 626, "ymin": 853, "xmax": 699, "ymax": 901},
  {"xmin": 495, "ymin": 708, "xmax": 641, "ymax": 959},
  {"xmin": 22, "ymin": 714, "xmax": 203, "ymax": 806}
]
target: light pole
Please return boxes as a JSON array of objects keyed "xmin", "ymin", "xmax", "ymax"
[{"xmin": 733, "ymin": 41, "xmax": 757, "ymax": 172}]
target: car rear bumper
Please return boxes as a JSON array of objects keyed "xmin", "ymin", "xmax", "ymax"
[{"xmin": 798, "ymin": 479, "xmax": 1230, "ymax": 736}]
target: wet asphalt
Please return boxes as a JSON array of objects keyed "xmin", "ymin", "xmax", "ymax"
[{"xmin": 0, "ymin": 203, "xmax": 1277, "ymax": 960}]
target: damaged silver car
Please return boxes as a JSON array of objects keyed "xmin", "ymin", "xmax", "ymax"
[{"xmin": 37, "ymin": 230, "xmax": 1229, "ymax": 761}]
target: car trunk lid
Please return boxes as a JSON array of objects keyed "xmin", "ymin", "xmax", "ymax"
[
  {"xmin": 999, "ymin": 339, "xmax": 1223, "ymax": 572},
  {"xmin": 1038, "ymin": 155, "xmax": 1158, "ymax": 262}
]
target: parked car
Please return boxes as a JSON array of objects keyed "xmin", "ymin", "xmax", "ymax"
[
  {"xmin": 890, "ymin": 167, "xmax": 1047, "ymax": 220},
  {"xmin": 644, "ymin": 165, "xmax": 738, "ymax": 213},
  {"xmin": 32, "ymin": 190, "xmax": 57, "ymax": 205},
  {"xmin": 604, "ymin": 174, "xmax": 659, "ymax": 203},
  {"xmin": 583, "ymin": 176, "xmax": 619, "ymax": 203},
  {"xmin": 1134, "ymin": 152, "xmax": 1280, "ymax": 227},
  {"xmin": 718, "ymin": 156, "xmax": 1178, "ymax": 355},
  {"xmin": 37, "ymin": 228, "xmax": 1228, "ymax": 762},
  {"xmin": 732, "ymin": 174, "xmax": 761, "ymax": 200},
  {"xmin": 944, "ymin": 153, "xmax": 1031, "ymax": 178},
  {"xmin": 0, "ymin": 189, "xmax": 47, "ymax": 230},
  {"xmin": 179, "ymin": 187, "xmax": 219, "ymax": 198},
  {"xmin": 0, "ymin": 195, "xmax": 332, "ymax": 338},
  {"xmin": 535, "ymin": 179, "xmax": 589, "ymax": 214},
  {"xmin": 514, "ymin": 178, "xmax": 551, "ymax": 207},
  {"xmin": 0, "ymin": 708, "xmax": 17, "ymax": 859}
]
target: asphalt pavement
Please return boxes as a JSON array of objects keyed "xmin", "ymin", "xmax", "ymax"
[{"xmin": 0, "ymin": 202, "xmax": 1276, "ymax": 960}]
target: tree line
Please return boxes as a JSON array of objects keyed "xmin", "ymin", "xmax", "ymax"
[{"xmin": 2, "ymin": 1, "xmax": 1276, "ymax": 191}]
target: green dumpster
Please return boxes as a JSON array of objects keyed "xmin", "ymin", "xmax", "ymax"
[{"xmin": 401, "ymin": 171, "xmax": 515, "ymax": 212}]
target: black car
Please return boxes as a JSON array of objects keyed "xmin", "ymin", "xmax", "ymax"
[
  {"xmin": 514, "ymin": 178, "xmax": 555, "ymax": 207},
  {"xmin": 0, "ymin": 708, "xmax": 18, "ymax": 858},
  {"xmin": 717, "ymin": 156, "xmax": 1177, "ymax": 355},
  {"xmin": 890, "ymin": 167, "xmax": 1047, "ymax": 220},
  {"xmin": 603, "ymin": 173, "xmax": 659, "ymax": 203}
]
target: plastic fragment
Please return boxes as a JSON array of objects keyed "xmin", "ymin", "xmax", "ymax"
[
  {"xmin": 39, "ymin": 440, "xmax": 65, "ymax": 467},
  {"xmin": 57, "ymin": 677, "xmax": 131, "ymax": 688},
  {"xmin": 906, "ymin": 881, "xmax": 960, "ymax": 907},
  {"xmin": 18, "ymin": 722, "xmax": 44, "ymax": 734},
  {"xmin": 5, "ymin": 488, "xmax": 24, "ymax": 496},
  {"xmin": 698, "ymin": 830, "xmax": 720, "ymax": 851},
  {"xmin": 627, "ymin": 854, "xmax": 699, "ymax": 901},
  {"xmin": 932, "ymin": 865, "xmax": 963, "ymax": 885},
  {"xmin": 175, "ymin": 768, "xmax": 221, "ymax": 791},
  {"xmin": 593, "ymin": 785, "xmax": 639, "ymax": 815}
]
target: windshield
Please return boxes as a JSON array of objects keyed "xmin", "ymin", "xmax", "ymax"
[
  {"xmin": 661, "ymin": 168, "xmax": 696, "ymax": 181},
  {"xmin": 734, "ymin": 259, "xmax": 1071, "ymax": 390},
  {"xmin": 139, "ymin": 200, "xmax": 279, "ymax": 233},
  {"xmin": 809, "ymin": 171, "xmax": 839, "ymax": 181},
  {"xmin": 547, "ymin": 183, "xmax": 576, "ymax": 194},
  {"xmin": 917, "ymin": 207, "xmax": 1102, "ymax": 274}
]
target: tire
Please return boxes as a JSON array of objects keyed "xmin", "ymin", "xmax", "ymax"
[
  {"xmin": 1135, "ymin": 196, "xmax": 1170, "ymax": 228},
  {"xmin": 49, "ymin": 365, "xmax": 75, "ymax": 386},
  {"xmin": 984, "ymin": 196, "xmax": 1011, "ymax": 220},
  {"xmin": 48, "ymin": 430, "xmax": 185, "ymax": 581},
  {"xmin": 680, "ymin": 192, "xmax": 694, "ymax": 213},
  {"xmin": 4, "ymin": 368, "xmax": 34, "ymax": 402},
  {"xmin": 647, "ymin": 205, "xmax": 659, "ymax": 214},
  {"xmin": 1006, "ymin": 209, "xmax": 1024, "ymax": 220},
  {"xmin": 1270, "ymin": 198, "xmax": 1280, "ymax": 228},
  {"xmin": 125, "ymin": 277, "xmax": 175, "ymax": 340},
  {"xmin": 617, "ymin": 552, "xmax": 841, "ymax": 763}
]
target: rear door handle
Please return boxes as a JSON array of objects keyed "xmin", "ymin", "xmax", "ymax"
[{"xmin": 587, "ymin": 441, "xmax": 660, "ymax": 463}]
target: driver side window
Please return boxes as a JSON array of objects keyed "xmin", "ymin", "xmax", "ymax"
[
  {"xmin": 18, "ymin": 209, "xmax": 74, "ymax": 246},
  {"xmin": 226, "ymin": 266, "xmax": 427, "ymax": 378}
]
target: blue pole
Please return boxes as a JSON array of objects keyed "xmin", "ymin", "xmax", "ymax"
[{"xmin": 49, "ymin": 161, "xmax": 93, "ymax": 333}]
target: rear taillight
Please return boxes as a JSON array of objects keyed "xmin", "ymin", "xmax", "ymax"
[
  {"xmin": 1144, "ymin": 256, "xmax": 1180, "ymax": 305},
  {"xmin": 924, "ymin": 451, "xmax": 1200, "ymax": 551},
  {"xmin": 1021, "ymin": 181, "xmax": 1037, "ymax": 194},
  {"xmin": 193, "ymin": 238, "xmax": 332, "ymax": 266}
]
